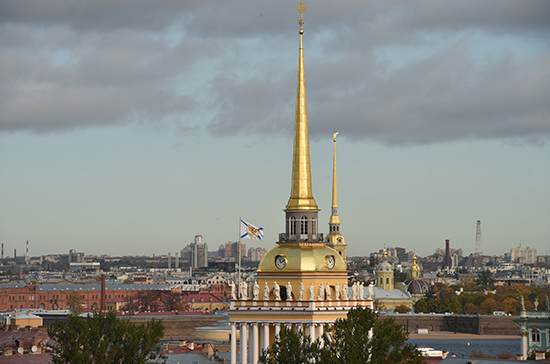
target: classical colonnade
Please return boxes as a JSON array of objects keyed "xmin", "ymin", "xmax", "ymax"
[{"xmin": 229, "ymin": 321, "xmax": 330, "ymax": 364}]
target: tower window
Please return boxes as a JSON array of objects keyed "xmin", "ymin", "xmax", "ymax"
[
  {"xmin": 386, "ymin": 277, "xmax": 389, "ymax": 285},
  {"xmin": 289, "ymin": 217, "xmax": 296, "ymax": 235},
  {"xmin": 300, "ymin": 216, "xmax": 308, "ymax": 235},
  {"xmin": 311, "ymin": 217, "xmax": 317, "ymax": 234}
]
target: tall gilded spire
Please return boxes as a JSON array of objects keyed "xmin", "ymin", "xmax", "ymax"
[
  {"xmin": 325, "ymin": 131, "xmax": 347, "ymax": 259},
  {"xmin": 330, "ymin": 131, "xmax": 340, "ymax": 224},
  {"xmin": 286, "ymin": 0, "xmax": 318, "ymax": 211}
]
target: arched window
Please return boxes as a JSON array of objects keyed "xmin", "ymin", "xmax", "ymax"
[
  {"xmin": 290, "ymin": 217, "xmax": 296, "ymax": 235},
  {"xmin": 280, "ymin": 286, "xmax": 288, "ymax": 301},
  {"xmin": 531, "ymin": 329, "xmax": 541, "ymax": 343},
  {"xmin": 300, "ymin": 216, "xmax": 308, "ymax": 235},
  {"xmin": 386, "ymin": 277, "xmax": 389, "ymax": 285},
  {"xmin": 311, "ymin": 217, "xmax": 317, "ymax": 234}
]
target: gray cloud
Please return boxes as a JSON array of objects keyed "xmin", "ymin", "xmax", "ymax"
[{"xmin": 1, "ymin": 0, "xmax": 549, "ymax": 145}]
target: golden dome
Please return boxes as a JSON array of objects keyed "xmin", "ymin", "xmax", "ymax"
[
  {"xmin": 376, "ymin": 248, "xmax": 392, "ymax": 272},
  {"xmin": 257, "ymin": 243, "xmax": 346, "ymax": 273},
  {"xmin": 409, "ymin": 254, "xmax": 420, "ymax": 278}
]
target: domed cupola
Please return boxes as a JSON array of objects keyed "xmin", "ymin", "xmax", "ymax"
[
  {"xmin": 404, "ymin": 253, "xmax": 429, "ymax": 300},
  {"xmin": 375, "ymin": 249, "xmax": 394, "ymax": 291}
]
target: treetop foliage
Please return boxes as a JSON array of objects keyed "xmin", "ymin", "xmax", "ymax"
[
  {"xmin": 48, "ymin": 311, "xmax": 166, "ymax": 364},
  {"xmin": 414, "ymin": 283, "xmax": 550, "ymax": 315},
  {"xmin": 261, "ymin": 306, "xmax": 424, "ymax": 364}
]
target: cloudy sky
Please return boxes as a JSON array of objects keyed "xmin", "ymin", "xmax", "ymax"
[{"xmin": 1, "ymin": 0, "xmax": 549, "ymax": 259}]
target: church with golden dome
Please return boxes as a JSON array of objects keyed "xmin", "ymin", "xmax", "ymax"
[
  {"xmin": 228, "ymin": 2, "xmax": 372, "ymax": 364},
  {"xmin": 370, "ymin": 248, "xmax": 414, "ymax": 311}
]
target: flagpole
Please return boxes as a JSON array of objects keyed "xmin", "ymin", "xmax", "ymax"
[{"xmin": 238, "ymin": 217, "xmax": 242, "ymax": 300}]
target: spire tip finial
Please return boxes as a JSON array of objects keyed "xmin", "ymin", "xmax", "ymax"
[{"xmin": 299, "ymin": 1, "xmax": 306, "ymax": 34}]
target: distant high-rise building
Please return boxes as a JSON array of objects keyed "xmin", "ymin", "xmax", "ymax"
[
  {"xmin": 225, "ymin": 241, "xmax": 246, "ymax": 262},
  {"xmin": 511, "ymin": 245, "xmax": 536, "ymax": 264},
  {"xmin": 248, "ymin": 247, "xmax": 267, "ymax": 262},
  {"xmin": 69, "ymin": 249, "xmax": 85, "ymax": 263},
  {"xmin": 188, "ymin": 235, "xmax": 208, "ymax": 269}
]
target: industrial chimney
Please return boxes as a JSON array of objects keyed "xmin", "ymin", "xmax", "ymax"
[{"xmin": 445, "ymin": 239, "xmax": 451, "ymax": 269}]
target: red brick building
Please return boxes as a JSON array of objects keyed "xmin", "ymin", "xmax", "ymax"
[{"xmin": 0, "ymin": 283, "xmax": 170, "ymax": 311}]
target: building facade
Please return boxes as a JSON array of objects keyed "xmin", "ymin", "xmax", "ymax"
[
  {"xmin": 0, "ymin": 283, "xmax": 170, "ymax": 311},
  {"xmin": 511, "ymin": 246, "xmax": 537, "ymax": 265},
  {"xmin": 228, "ymin": 5, "xmax": 371, "ymax": 364},
  {"xmin": 516, "ymin": 296, "xmax": 550, "ymax": 359}
]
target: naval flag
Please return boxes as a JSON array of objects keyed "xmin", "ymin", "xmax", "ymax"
[{"xmin": 240, "ymin": 220, "xmax": 264, "ymax": 242}]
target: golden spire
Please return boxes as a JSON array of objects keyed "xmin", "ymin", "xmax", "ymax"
[
  {"xmin": 410, "ymin": 252, "xmax": 420, "ymax": 278},
  {"xmin": 330, "ymin": 131, "xmax": 340, "ymax": 224},
  {"xmin": 286, "ymin": 0, "xmax": 318, "ymax": 211},
  {"xmin": 325, "ymin": 130, "xmax": 347, "ymax": 258}
]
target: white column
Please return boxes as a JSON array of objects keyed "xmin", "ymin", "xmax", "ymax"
[
  {"xmin": 262, "ymin": 323, "xmax": 270, "ymax": 352},
  {"xmin": 307, "ymin": 324, "xmax": 315, "ymax": 340},
  {"xmin": 231, "ymin": 323, "xmax": 237, "ymax": 364},
  {"xmin": 521, "ymin": 332, "xmax": 528, "ymax": 360},
  {"xmin": 318, "ymin": 323, "xmax": 324, "ymax": 347},
  {"xmin": 240, "ymin": 323, "xmax": 248, "ymax": 364},
  {"xmin": 252, "ymin": 323, "xmax": 259, "ymax": 364},
  {"xmin": 275, "ymin": 323, "xmax": 281, "ymax": 339}
]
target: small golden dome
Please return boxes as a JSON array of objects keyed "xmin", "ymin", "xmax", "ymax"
[{"xmin": 257, "ymin": 243, "xmax": 346, "ymax": 273}]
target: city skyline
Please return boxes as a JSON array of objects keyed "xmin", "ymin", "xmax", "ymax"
[{"xmin": 1, "ymin": 1, "xmax": 549, "ymax": 257}]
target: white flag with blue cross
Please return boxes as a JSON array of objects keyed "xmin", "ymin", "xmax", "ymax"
[{"xmin": 240, "ymin": 220, "xmax": 264, "ymax": 242}]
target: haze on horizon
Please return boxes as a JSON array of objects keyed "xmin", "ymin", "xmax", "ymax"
[{"xmin": 1, "ymin": 0, "xmax": 549, "ymax": 258}]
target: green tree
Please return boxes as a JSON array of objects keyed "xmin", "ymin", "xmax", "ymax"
[
  {"xmin": 481, "ymin": 297, "xmax": 499, "ymax": 314},
  {"xmin": 394, "ymin": 271, "xmax": 408, "ymax": 283},
  {"xmin": 464, "ymin": 303, "xmax": 481, "ymax": 314},
  {"xmin": 67, "ymin": 291, "xmax": 83, "ymax": 314},
  {"xmin": 414, "ymin": 299, "xmax": 428, "ymax": 313},
  {"xmin": 476, "ymin": 269, "xmax": 495, "ymax": 289},
  {"xmin": 260, "ymin": 327, "xmax": 320, "ymax": 364},
  {"xmin": 394, "ymin": 304, "xmax": 410, "ymax": 313},
  {"xmin": 261, "ymin": 306, "xmax": 424, "ymax": 364},
  {"xmin": 48, "ymin": 311, "xmax": 166, "ymax": 364}
]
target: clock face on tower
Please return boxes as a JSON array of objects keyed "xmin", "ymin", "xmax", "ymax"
[
  {"xmin": 326, "ymin": 255, "xmax": 335, "ymax": 269},
  {"xmin": 275, "ymin": 255, "xmax": 287, "ymax": 269}
]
